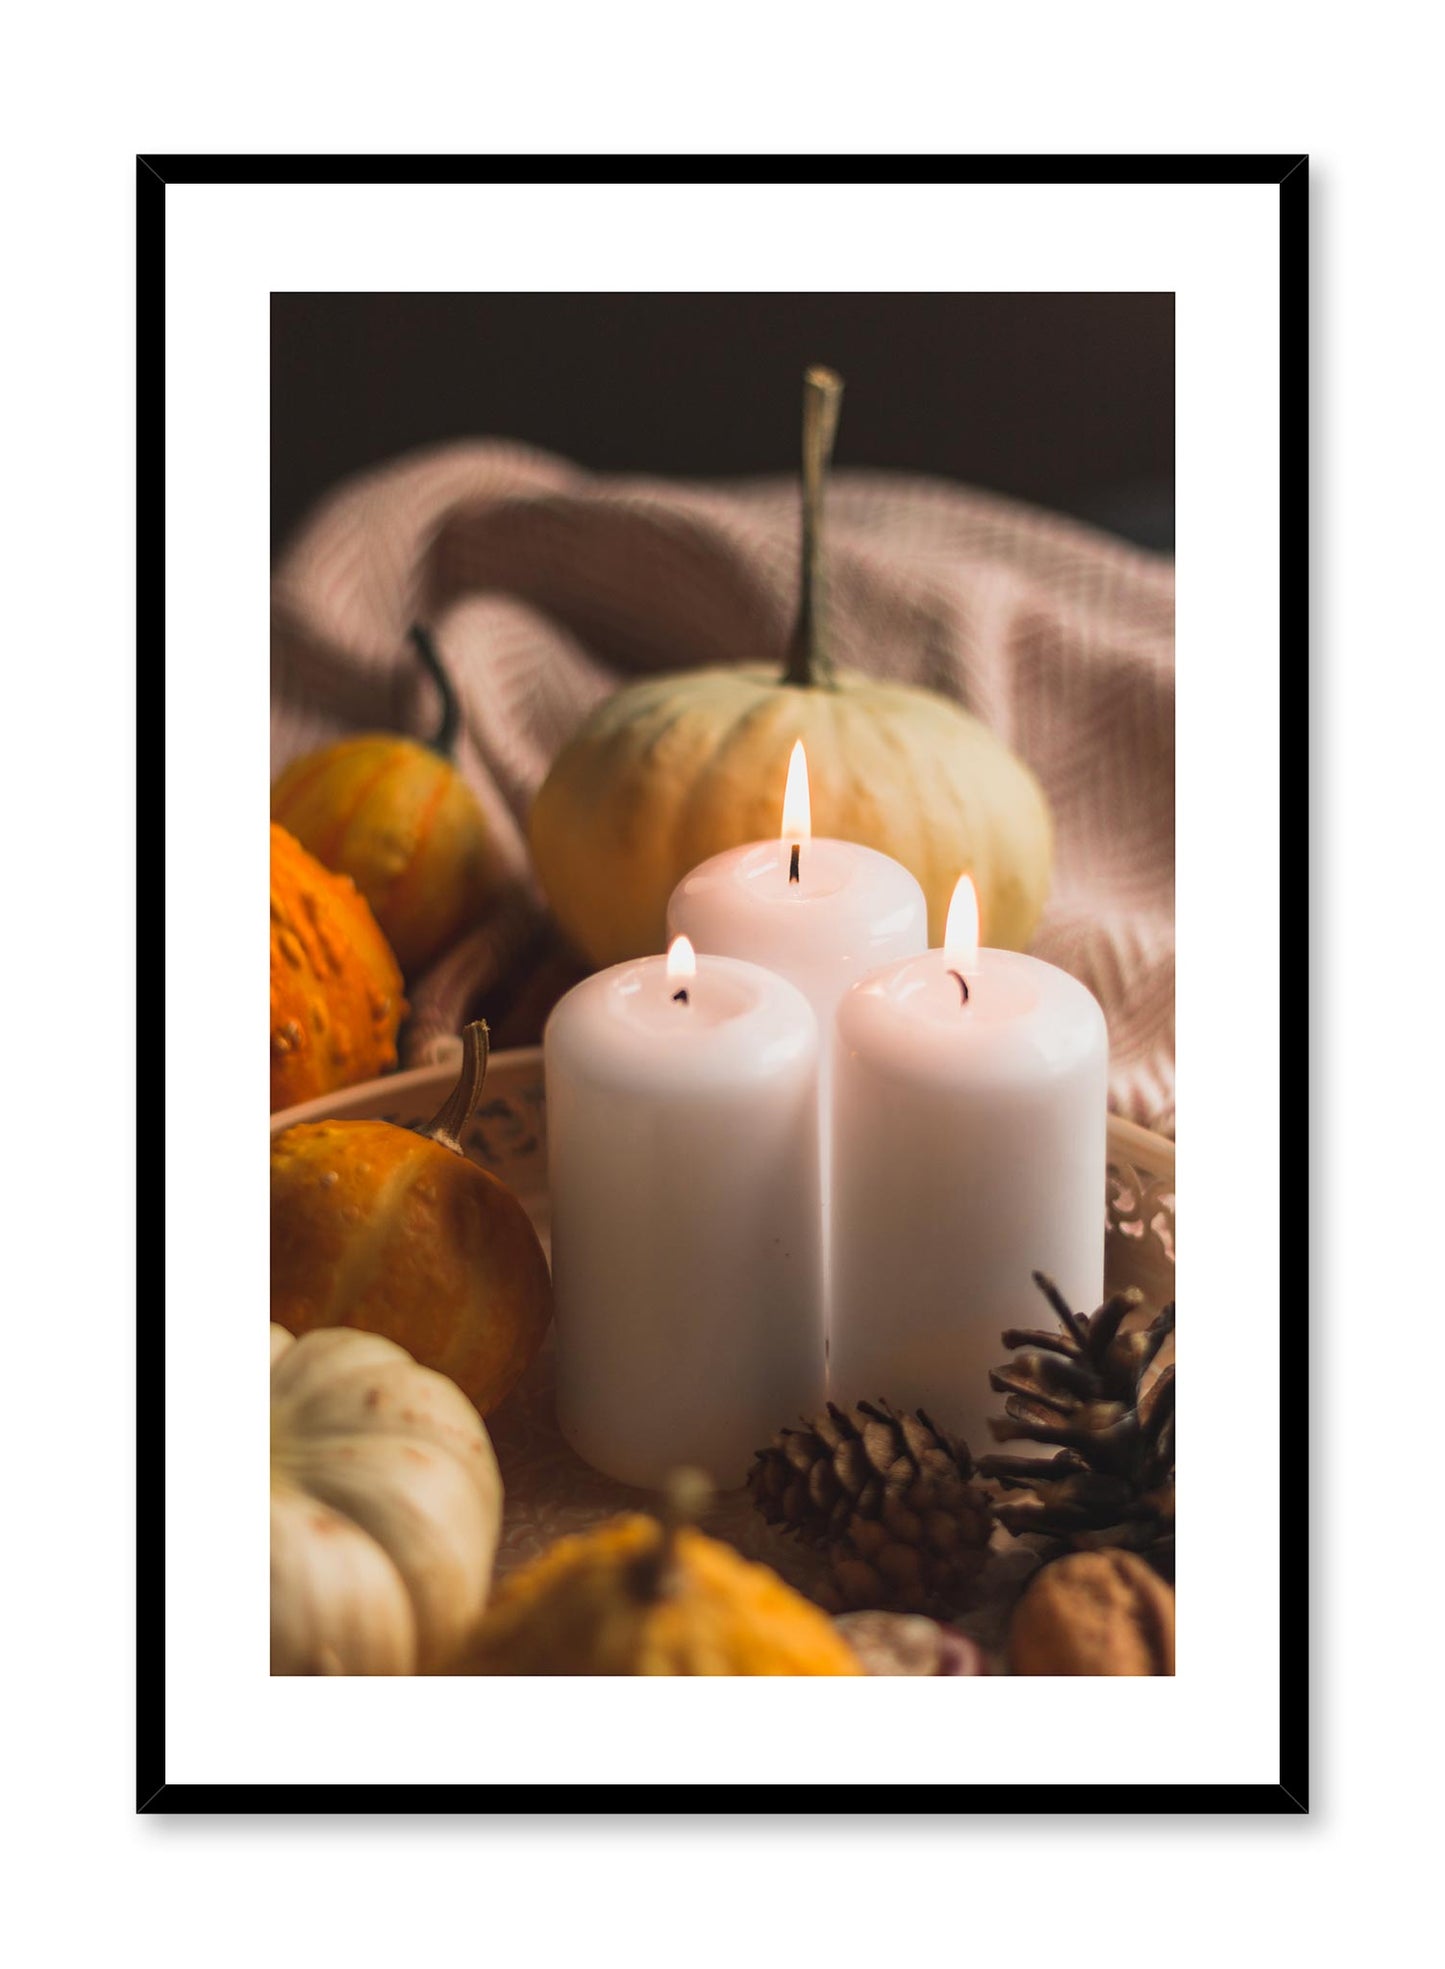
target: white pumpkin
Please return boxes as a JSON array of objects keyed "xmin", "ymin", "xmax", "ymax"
[{"xmin": 270, "ymin": 1324, "xmax": 503, "ymax": 1674}]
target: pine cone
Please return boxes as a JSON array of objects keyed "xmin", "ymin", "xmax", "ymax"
[
  {"xmin": 748, "ymin": 1399, "xmax": 993, "ymax": 1614},
  {"xmin": 976, "ymin": 1273, "xmax": 1175, "ymax": 1581}
]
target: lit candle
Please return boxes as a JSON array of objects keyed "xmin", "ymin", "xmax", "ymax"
[
  {"xmin": 665, "ymin": 740, "xmax": 928, "ymax": 1064},
  {"xmin": 829, "ymin": 876, "xmax": 1108, "ymax": 1448},
  {"xmin": 545, "ymin": 934, "xmax": 824, "ymax": 1488}
]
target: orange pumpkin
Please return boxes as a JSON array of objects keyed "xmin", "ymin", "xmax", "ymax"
[
  {"xmin": 271, "ymin": 1023, "xmax": 553, "ymax": 1416},
  {"xmin": 271, "ymin": 626, "xmax": 509, "ymax": 978},
  {"xmin": 270, "ymin": 822, "xmax": 406, "ymax": 1112}
]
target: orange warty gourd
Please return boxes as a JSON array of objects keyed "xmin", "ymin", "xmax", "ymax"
[
  {"xmin": 272, "ymin": 626, "xmax": 509, "ymax": 978},
  {"xmin": 271, "ymin": 1023, "xmax": 552, "ymax": 1417},
  {"xmin": 454, "ymin": 1479, "xmax": 861, "ymax": 1676},
  {"xmin": 270, "ymin": 822, "xmax": 406, "ymax": 1112}
]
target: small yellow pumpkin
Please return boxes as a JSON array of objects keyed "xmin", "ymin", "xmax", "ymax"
[
  {"xmin": 271, "ymin": 1022, "xmax": 552, "ymax": 1416},
  {"xmin": 270, "ymin": 1323, "xmax": 503, "ymax": 1674},
  {"xmin": 272, "ymin": 626, "xmax": 509, "ymax": 978},
  {"xmin": 454, "ymin": 1478, "xmax": 860, "ymax": 1676},
  {"xmin": 270, "ymin": 822, "xmax": 406, "ymax": 1112},
  {"xmin": 530, "ymin": 370, "xmax": 1053, "ymax": 963}
]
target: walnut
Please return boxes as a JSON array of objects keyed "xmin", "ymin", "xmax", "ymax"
[{"xmin": 1007, "ymin": 1550, "xmax": 1175, "ymax": 1675}]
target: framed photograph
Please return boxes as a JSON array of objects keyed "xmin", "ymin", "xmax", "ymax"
[{"xmin": 146, "ymin": 153, "xmax": 1305, "ymax": 1812}]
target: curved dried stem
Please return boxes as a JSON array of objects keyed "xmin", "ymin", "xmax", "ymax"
[
  {"xmin": 419, "ymin": 1020, "xmax": 489, "ymax": 1155},
  {"xmin": 782, "ymin": 366, "xmax": 844, "ymax": 688}
]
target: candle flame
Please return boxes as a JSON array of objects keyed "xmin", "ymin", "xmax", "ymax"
[
  {"xmin": 944, "ymin": 875, "xmax": 980, "ymax": 967},
  {"xmin": 667, "ymin": 933, "xmax": 697, "ymax": 980},
  {"xmin": 780, "ymin": 740, "xmax": 812, "ymax": 843}
]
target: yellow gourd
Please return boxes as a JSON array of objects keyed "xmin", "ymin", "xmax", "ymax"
[
  {"xmin": 530, "ymin": 370, "xmax": 1053, "ymax": 963},
  {"xmin": 272, "ymin": 627, "xmax": 509, "ymax": 978},
  {"xmin": 270, "ymin": 1323, "xmax": 503, "ymax": 1674},
  {"xmin": 271, "ymin": 1022, "xmax": 552, "ymax": 1417},
  {"xmin": 455, "ymin": 1479, "xmax": 860, "ymax": 1676}
]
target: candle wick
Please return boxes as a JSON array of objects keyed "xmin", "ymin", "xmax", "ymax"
[
  {"xmin": 946, "ymin": 968, "xmax": 970, "ymax": 1005},
  {"xmin": 672, "ymin": 988, "xmax": 689, "ymax": 1005},
  {"xmin": 789, "ymin": 843, "xmax": 801, "ymax": 884}
]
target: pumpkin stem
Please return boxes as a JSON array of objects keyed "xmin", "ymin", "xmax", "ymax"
[
  {"xmin": 628, "ymin": 1468, "xmax": 713, "ymax": 1603},
  {"xmin": 782, "ymin": 366, "xmax": 844, "ymax": 689},
  {"xmin": 419, "ymin": 1020, "xmax": 490, "ymax": 1155},
  {"xmin": 409, "ymin": 623, "xmax": 462, "ymax": 758}
]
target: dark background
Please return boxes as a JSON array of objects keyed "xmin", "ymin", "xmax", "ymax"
[{"xmin": 271, "ymin": 293, "xmax": 1174, "ymax": 557}]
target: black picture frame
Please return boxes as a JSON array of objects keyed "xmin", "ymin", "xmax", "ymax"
[{"xmin": 141, "ymin": 151, "xmax": 1307, "ymax": 1816}]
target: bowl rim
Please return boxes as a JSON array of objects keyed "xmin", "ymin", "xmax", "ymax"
[
  {"xmin": 269, "ymin": 1044, "xmax": 546, "ymax": 1134},
  {"xmin": 271, "ymin": 1044, "xmax": 1175, "ymax": 1184}
]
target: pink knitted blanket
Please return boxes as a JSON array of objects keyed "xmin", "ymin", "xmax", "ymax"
[{"xmin": 271, "ymin": 442, "xmax": 1175, "ymax": 1136}]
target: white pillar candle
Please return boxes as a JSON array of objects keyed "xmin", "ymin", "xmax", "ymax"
[
  {"xmin": 829, "ymin": 877, "xmax": 1108, "ymax": 1450},
  {"xmin": 545, "ymin": 936, "xmax": 824, "ymax": 1489},
  {"xmin": 666, "ymin": 742, "xmax": 929, "ymax": 1044}
]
